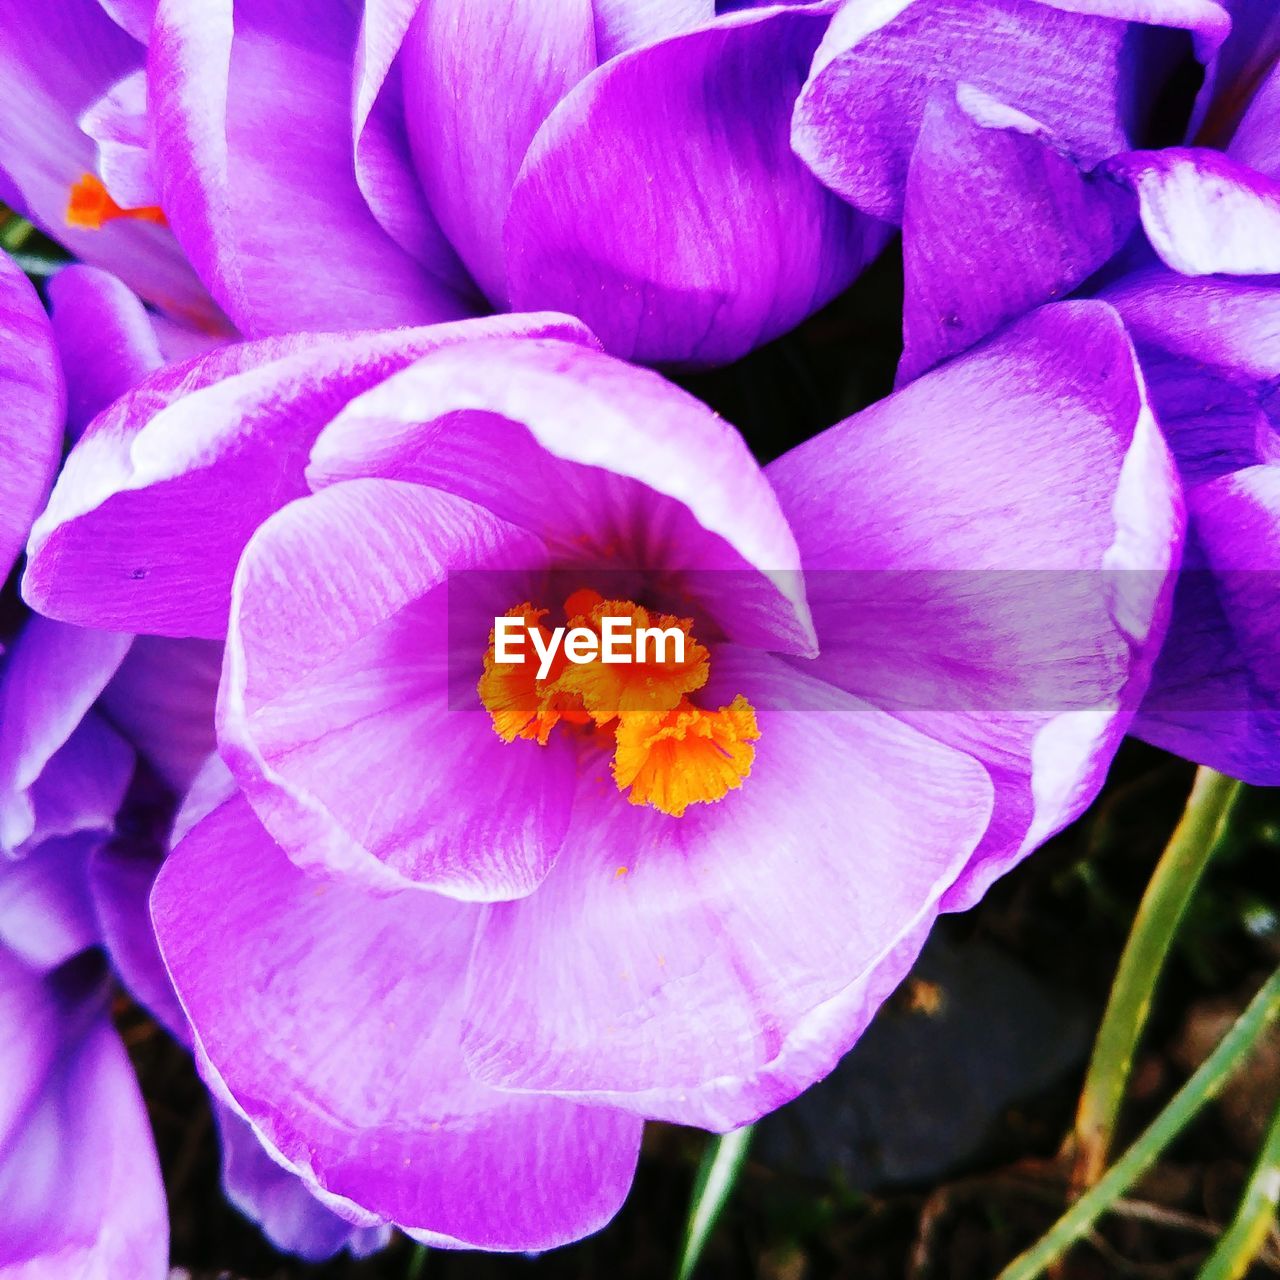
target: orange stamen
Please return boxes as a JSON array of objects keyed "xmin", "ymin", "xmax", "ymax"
[
  {"xmin": 477, "ymin": 594, "xmax": 758, "ymax": 817},
  {"xmin": 67, "ymin": 173, "xmax": 166, "ymax": 230},
  {"xmin": 612, "ymin": 696, "xmax": 760, "ymax": 818}
]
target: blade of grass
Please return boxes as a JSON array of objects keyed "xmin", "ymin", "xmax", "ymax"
[
  {"xmin": 1070, "ymin": 767, "xmax": 1244, "ymax": 1188},
  {"xmin": 997, "ymin": 963, "xmax": 1280, "ymax": 1280},
  {"xmin": 0, "ymin": 213, "xmax": 34, "ymax": 251},
  {"xmin": 675, "ymin": 1124, "xmax": 754, "ymax": 1280},
  {"xmin": 1197, "ymin": 1093, "xmax": 1280, "ymax": 1280},
  {"xmin": 405, "ymin": 1241, "xmax": 428, "ymax": 1279}
]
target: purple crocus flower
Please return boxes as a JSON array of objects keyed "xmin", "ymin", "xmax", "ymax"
[
  {"xmin": 797, "ymin": 0, "xmax": 1279, "ymax": 782},
  {"xmin": 25, "ymin": 301, "xmax": 1180, "ymax": 1246}
]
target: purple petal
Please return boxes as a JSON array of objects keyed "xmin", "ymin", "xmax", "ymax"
[
  {"xmin": 462, "ymin": 648, "xmax": 992, "ymax": 1130},
  {"xmin": 308, "ymin": 336, "xmax": 816, "ymax": 657},
  {"xmin": 792, "ymin": 0, "xmax": 1223, "ymax": 222},
  {"xmin": 506, "ymin": 5, "xmax": 886, "ymax": 366},
  {"xmin": 352, "ymin": 0, "xmax": 475, "ymax": 293},
  {"xmin": 0, "ymin": 617, "xmax": 132, "ymax": 855},
  {"xmin": 899, "ymin": 85, "xmax": 1134, "ymax": 383},
  {"xmin": 99, "ymin": 0, "xmax": 155, "ymax": 42},
  {"xmin": 47, "ymin": 264, "xmax": 164, "ymax": 440},
  {"xmin": 0, "ymin": 834, "xmax": 100, "ymax": 970},
  {"xmin": 215, "ymin": 1104, "xmax": 392, "ymax": 1262},
  {"xmin": 767, "ymin": 301, "xmax": 1183, "ymax": 909},
  {"xmin": 0, "ymin": 251, "xmax": 63, "ymax": 580},
  {"xmin": 99, "ymin": 636, "xmax": 222, "ymax": 791},
  {"xmin": 80, "ymin": 68, "xmax": 158, "ymax": 208},
  {"xmin": 0, "ymin": 952, "xmax": 168, "ymax": 1278},
  {"xmin": 24, "ymin": 314, "xmax": 588, "ymax": 637},
  {"xmin": 403, "ymin": 0, "xmax": 597, "ymax": 305},
  {"xmin": 0, "ymin": 0, "xmax": 215, "ymax": 324},
  {"xmin": 1108, "ymin": 147, "xmax": 1280, "ymax": 275},
  {"xmin": 220, "ymin": 478, "xmax": 574, "ymax": 898},
  {"xmin": 148, "ymin": 0, "xmax": 472, "ymax": 334},
  {"xmin": 88, "ymin": 837, "xmax": 188, "ymax": 1036},
  {"xmin": 153, "ymin": 797, "xmax": 644, "ymax": 1251}
]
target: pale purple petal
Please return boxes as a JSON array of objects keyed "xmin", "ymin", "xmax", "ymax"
[
  {"xmin": 153, "ymin": 798, "xmax": 644, "ymax": 1251},
  {"xmin": 507, "ymin": 5, "xmax": 886, "ymax": 366},
  {"xmin": 80, "ymin": 68, "xmax": 158, "ymax": 208},
  {"xmin": 1108, "ymin": 147, "xmax": 1280, "ymax": 276},
  {"xmin": 148, "ymin": 0, "xmax": 471, "ymax": 334},
  {"xmin": 0, "ymin": 617, "xmax": 132, "ymax": 855},
  {"xmin": 220, "ymin": 477, "xmax": 572, "ymax": 898},
  {"xmin": 899, "ymin": 84, "xmax": 1134, "ymax": 383},
  {"xmin": 463, "ymin": 649, "xmax": 992, "ymax": 1130},
  {"xmin": 48, "ymin": 264, "xmax": 164, "ymax": 439},
  {"xmin": 308, "ymin": 336, "xmax": 816, "ymax": 656},
  {"xmin": 403, "ymin": 0, "xmax": 597, "ymax": 305},
  {"xmin": 24, "ymin": 314, "xmax": 589, "ymax": 637},
  {"xmin": 98, "ymin": 0, "xmax": 155, "ymax": 42},
  {"xmin": 0, "ymin": 251, "xmax": 63, "ymax": 580},
  {"xmin": 767, "ymin": 301, "xmax": 1182, "ymax": 909}
]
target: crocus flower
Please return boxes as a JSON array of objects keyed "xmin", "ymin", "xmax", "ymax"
[
  {"xmin": 25, "ymin": 301, "xmax": 1180, "ymax": 1247},
  {"xmin": 0, "ymin": 0, "xmax": 221, "ymax": 330},
  {"xmin": 1, "ymin": 0, "xmax": 892, "ymax": 366},
  {"xmin": 805, "ymin": 0, "xmax": 1279, "ymax": 782}
]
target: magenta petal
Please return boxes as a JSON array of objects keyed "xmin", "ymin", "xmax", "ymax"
[
  {"xmin": 148, "ymin": 0, "xmax": 470, "ymax": 333},
  {"xmin": 220, "ymin": 478, "xmax": 573, "ymax": 899},
  {"xmin": 309, "ymin": 336, "xmax": 816, "ymax": 657},
  {"xmin": 47, "ymin": 265, "xmax": 164, "ymax": 439},
  {"xmin": 153, "ymin": 798, "xmax": 644, "ymax": 1251},
  {"xmin": 24, "ymin": 315, "xmax": 587, "ymax": 638},
  {"xmin": 899, "ymin": 85, "xmax": 1134, "ymax": 383},
  {"xmin": 403, "ymin": 0, "xmax": 597, "ymax": 305},
  {"xmin": 0, "ymin": 251, "xmax": 63, "ymax": 580},
  {"xmin": 507, "ymin": 5, "xmax": 885, "ymax": 367},
  {"xmin": 768, "ymin": 301, "xmax": 1183, "ymax": 907},
  {"xmin": 0, "ymin": 617, "xmax": 132, "ymax": 855},
  {"xmin": 462, "ymin": 649, "xmax": 992, "ymax": 1131},
  {"xmin": 0, "ymin": 952, "xmax": 168, "ymax": 1278},
  {"xmin": 1108, "ymin": 147, "xmax": 1280, "ymax": 275}
]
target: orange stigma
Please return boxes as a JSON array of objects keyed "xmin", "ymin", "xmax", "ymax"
[
  {"xmin": 67, "ymin": 173, "xmax": 167, "ymax": 230},
  {"xmin": 479, "ymin": 593, "xmax": 759, "ymax": 817}
]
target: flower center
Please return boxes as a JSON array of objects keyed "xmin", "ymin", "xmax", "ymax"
[
  {"xmin": 66, "ymin": 173, "xmax": 167, "ymax": 230},
  {"xmin": 479, "ymin": 589, "xmax": 759, "ymax": 818}
]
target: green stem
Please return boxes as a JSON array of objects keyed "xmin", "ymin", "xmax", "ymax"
[
  {"xmin": 0, "ymin": 214, "xmax": 34, "ymax": 252},
  {"xmin": 997, "ymin": 964, "xmax": 1280, "ymax": 1280},
  {"xmin": 1072, "ymin": 767, "xmax": 1244, "ymax": 1187},
  {"xmin": 675, "ymin": 1125, "xmax": 754, "ymax": 1280},
  {"xmin": 1197, "ymin": 1093, "xmax": 1280, "ymax": 1280},
  {"xmin": 404, "ymin": 1242, "xmax": 428, "ymax": 1280}
]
